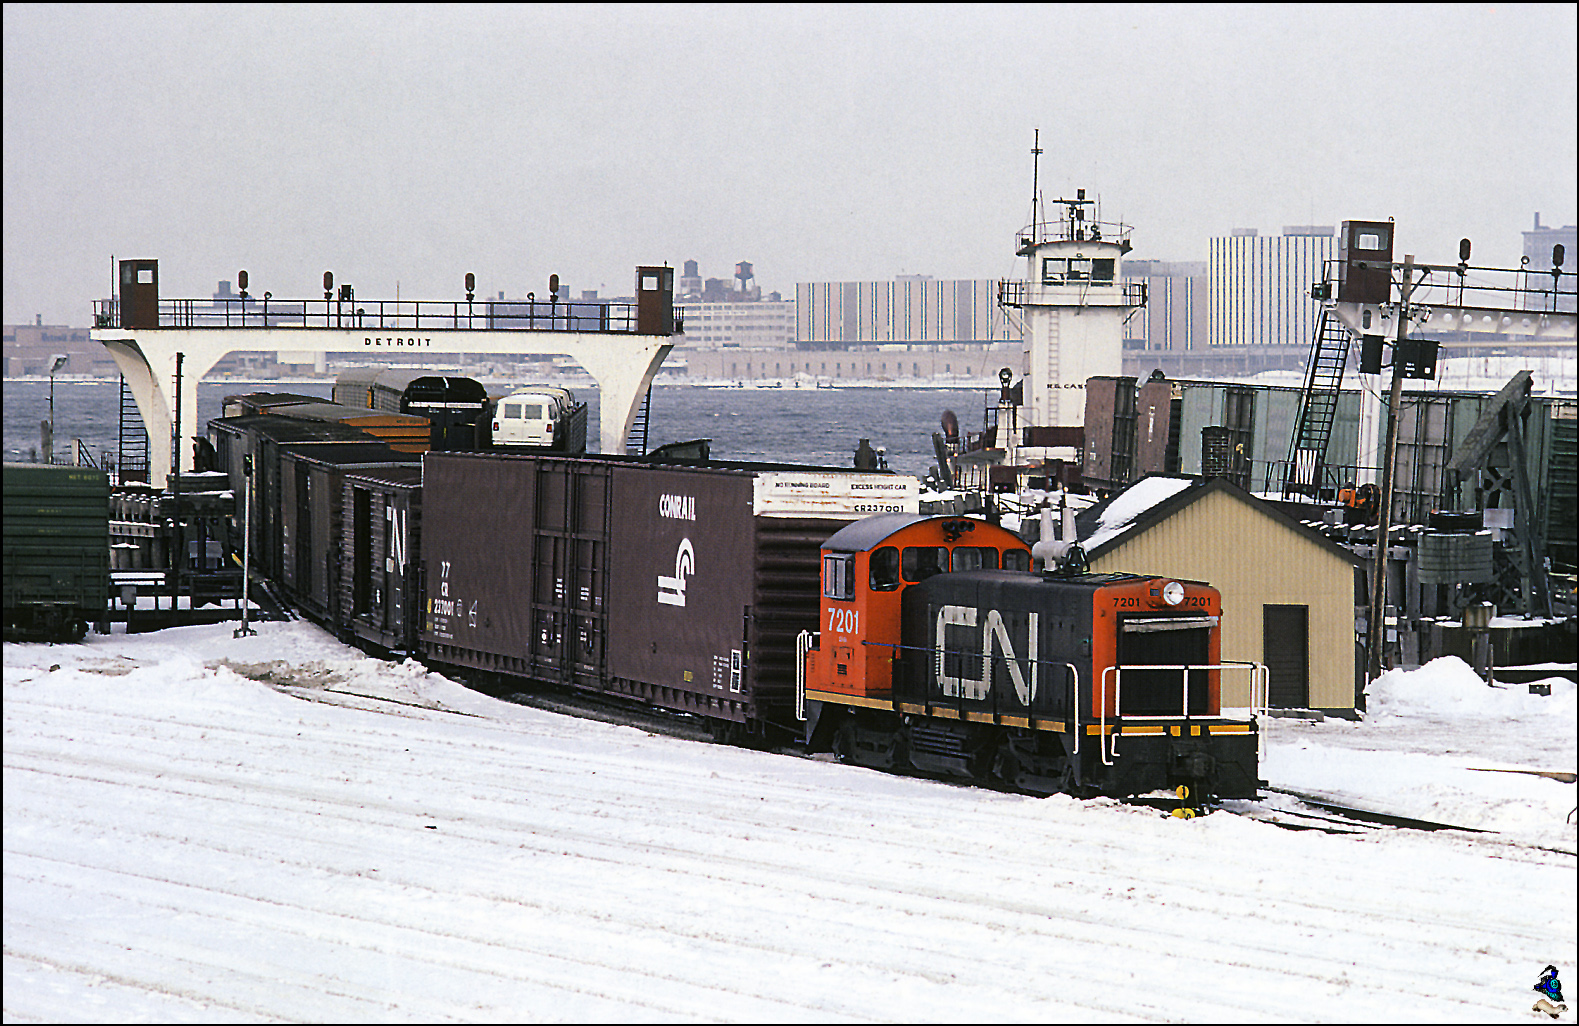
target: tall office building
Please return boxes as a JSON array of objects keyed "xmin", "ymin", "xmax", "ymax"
[
  {"xmin": 1208, "ymin": 226, "xmax": 1334, "ymax": 347},
  {"xmin": 1124, "ymin": 260, "xmax": 1208, "ymax": 352},
  {"xmin": 795, "ymin": 277, "xmax": 1011, "ymax": 346}
]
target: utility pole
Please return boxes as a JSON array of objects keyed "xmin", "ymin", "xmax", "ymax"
[{"xmin": 1363, "ymin": 255, "xmax": 1417, "ymax": 701}]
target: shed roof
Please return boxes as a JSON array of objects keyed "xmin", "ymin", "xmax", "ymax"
[{"xmin": 1077, "ymin": 474, "xmax": 1362, "ymax": 566}]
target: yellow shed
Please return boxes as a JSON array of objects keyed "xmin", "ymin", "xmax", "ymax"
[{"xmin": 1076, "ymin": 476, "xmax": 1362, "ymax": 712}]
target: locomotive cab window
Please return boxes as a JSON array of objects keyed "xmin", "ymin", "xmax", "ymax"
[
  {"xmin": 823, "ymin": 553, "xmax": 855, "ymax": 600},
  {"xmin": 1002, "ymin": 549, "xmax": 1031, "ymax": 572},
  {"xmin": 950, "ymin": 546, "xmax": 999, "ymax": 572},
  {"xmin": 902, "ymin": 546, "xmax": 947, "ymax": 582},
  {"xmin": 869, "ymin": 546, "xmax": 900, "ymax": 591}
]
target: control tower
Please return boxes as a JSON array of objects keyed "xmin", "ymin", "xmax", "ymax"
[{"xmin": 998, "ymin": 189, "xmax": 1145, "ymax": 431}]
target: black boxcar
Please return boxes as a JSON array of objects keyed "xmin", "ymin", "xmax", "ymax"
[
  {"xmin": 420, "ymin": 452, "xmax": 917, "ymax": 732},
  {"xmin": 339, "ymin": 464, "xmax": 424, "ymax": 653},
  {"xmin": 276, "ymin": 444, "xmax": 419, "ymax": 623},
  {"xmin": 209, "ymin": 416, "xmax": 403, "ymax": 585},
  {"xmin": 3, "ymin": 463, "xmax": 110, "ymax": 640}
]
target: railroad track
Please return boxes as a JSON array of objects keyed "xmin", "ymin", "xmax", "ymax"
[{"xmin": 266, "ymin": 672, "xmax": 1578, "ymax": 857}]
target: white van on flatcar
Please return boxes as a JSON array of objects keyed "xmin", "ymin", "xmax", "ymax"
[{"xmin": 489, "ymin": 386, "xmax": 588, "ymax": 453}]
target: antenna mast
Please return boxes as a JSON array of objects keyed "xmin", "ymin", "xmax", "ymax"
[{"xmin": 1030, "ymin": 129, "xmax": 1043, "ymax": 241}]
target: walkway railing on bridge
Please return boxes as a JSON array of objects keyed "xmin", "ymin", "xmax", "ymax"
[{"xmin": 95, "ymin": 296, "xmax": 646, "ymax": 334}]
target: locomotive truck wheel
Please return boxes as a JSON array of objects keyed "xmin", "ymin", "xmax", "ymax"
[{"xmin": 832, "ymin": 722, "xmax": 857, "ymax": 764}]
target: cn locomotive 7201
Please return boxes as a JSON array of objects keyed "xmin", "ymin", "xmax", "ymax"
[{"xmin": 799, "ymin": 513, "xmax": 1263, "ymax": 800}]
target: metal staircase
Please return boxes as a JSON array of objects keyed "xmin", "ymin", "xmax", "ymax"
[
  {"xmin": 117, "ymin": 375, "xmax": 150, "ymax": 483},
  {"xmin": 1284, "ymin": 307, "xmax": 1351, "ymax": 497},
  {"xmin": 625, "ymin": 385, "xmax": 651, "ymax": 456}
]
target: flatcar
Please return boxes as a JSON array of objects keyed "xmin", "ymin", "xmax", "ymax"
[
  {"xmin": 800, "ymin": 514, "xmax": 1262, "ymax": 800},
  {"xmin": 485, "ymin": 385, "xmax": 588, "ymax": 453},
  {"xmin": 223, "ymin": 392, "xmax": 431, "ymax": 453}
]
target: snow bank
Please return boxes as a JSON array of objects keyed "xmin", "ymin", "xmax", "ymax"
[{"xmin": 1371, "ymin": 655, "xmax": 1577, "ymax": 720}]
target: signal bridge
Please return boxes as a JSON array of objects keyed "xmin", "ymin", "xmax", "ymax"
[{"xmin": 93, "ymin": 261, "xmax": 678, "ymax": 484}]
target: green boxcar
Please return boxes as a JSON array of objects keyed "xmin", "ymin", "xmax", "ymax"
[{"xmin": 3, "ymin": 463, "xmax": 110, "ymax": 641}]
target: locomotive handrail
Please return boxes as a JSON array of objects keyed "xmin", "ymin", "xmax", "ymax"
[
  {"xmin": 1098, "ymin": 663, "xmax": 1268, "ymax": 765},
  {"xmin": 795, "ymin": 629, "xmax": 818, "ymax": 722},
  {"xmin": 1066, "ymin": 663, "xmax": 1082, "ymax": 759}
]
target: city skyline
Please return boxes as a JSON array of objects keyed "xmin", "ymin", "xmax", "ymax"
[{"xmin": 5, "ymin": 4, "xmax": 1575, "ymax": 327}]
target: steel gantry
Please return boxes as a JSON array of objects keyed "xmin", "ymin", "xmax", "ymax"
[{"xmin": 92, "ymin": 261, "xmax": 678, "ymax": 484}]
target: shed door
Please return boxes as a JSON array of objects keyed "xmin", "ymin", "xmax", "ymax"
[{"xmin": 1263, "ymin": 604, "xmax": 1309, "ymax": 708}]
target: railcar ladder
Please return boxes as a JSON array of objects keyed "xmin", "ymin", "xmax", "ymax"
[
  {"xmin": 1284, "ymin": 307, "xmax": 1350, "ymax": 497},
  {"xmin": 117, "ymin": 374, "xmax": 150, "ymax": 483},
  {"xmin": 625, "ymin": 385, "xmax": 651, "ymax": 455}
]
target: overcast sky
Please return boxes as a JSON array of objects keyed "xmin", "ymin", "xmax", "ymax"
[{"xmin": 4, "ymin": 3, "xmax": 1575, "ymax": 326}]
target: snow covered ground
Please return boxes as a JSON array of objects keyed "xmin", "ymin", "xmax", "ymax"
[{"xmin": 5, "ymin": 623, "xmax": 1575, "ymax": 1023}]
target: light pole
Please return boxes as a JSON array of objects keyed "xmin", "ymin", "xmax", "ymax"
[{"xmin": 45, "ymin": 353, "xmax": 68, "ymax": 462}]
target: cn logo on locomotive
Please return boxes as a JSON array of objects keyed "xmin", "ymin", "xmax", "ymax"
[{"xmin": 935, "ymin": 606, "xmax": 1040, "ymax": 704}]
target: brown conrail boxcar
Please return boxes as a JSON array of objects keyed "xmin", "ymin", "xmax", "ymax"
[{"xmin": 419, "ymin": 452, "xmax": 917, "ymax": 735}]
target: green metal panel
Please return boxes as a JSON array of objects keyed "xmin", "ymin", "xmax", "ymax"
[
  {"xmin": 2, "ymin": 463, "xmax": 111, "ymax": 617},
  {"xmin": 1176, "ymin": 383, "xmax": 1221, "ymax": 475}
]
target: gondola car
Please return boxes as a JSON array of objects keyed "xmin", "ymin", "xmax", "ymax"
[{"xmin": 800, "ymin": 514, "xmax": 1262, "ymax": 800}]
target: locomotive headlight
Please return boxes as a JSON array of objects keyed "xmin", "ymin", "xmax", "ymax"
[{"xmin": 1162, "ymin": 581, "xmax": 1185, "ymax": 606}]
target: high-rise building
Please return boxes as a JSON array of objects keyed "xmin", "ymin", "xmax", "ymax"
[
  {"xmin": 1124, "ymin": 260, "xmax": 1208, "ymax": 352},
  {"xmin": 795, "ymin": 277, "xmax": 1011, "ymax": 347},
  {"xmin": 1208, "ymin": 226, "xmax": 1334, "ymax": 347}
]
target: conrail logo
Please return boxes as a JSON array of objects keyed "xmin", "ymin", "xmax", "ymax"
[
  {"xmin": 657, "ymin": 538, "xmax": 695, "ymax": 606},
  {"xmin": 935, "ymin": 606, "xmax": 1040, "ymax": 704},
  {"xmin": 658, "ymin": 494, "xmax": 696, "ymax": 520}
]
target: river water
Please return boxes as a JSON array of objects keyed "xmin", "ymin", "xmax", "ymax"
[{"xmin": 2, "ymin": 377, "xmax": 994, "ymax": 479}]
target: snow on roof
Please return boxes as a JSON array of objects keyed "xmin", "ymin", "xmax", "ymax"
[{"xmin": 1081, "ymin": 476, "xmax": 1195, "ymax": 552}]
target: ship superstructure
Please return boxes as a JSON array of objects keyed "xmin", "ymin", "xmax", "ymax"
[{"xmin": 999, "ymin": 189, "xmax": 1146, "ymax": 433}]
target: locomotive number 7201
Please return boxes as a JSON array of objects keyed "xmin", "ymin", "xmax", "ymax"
[{"xmin": 828, "ymin": 607, "xmax": 859, "ymax": 635}]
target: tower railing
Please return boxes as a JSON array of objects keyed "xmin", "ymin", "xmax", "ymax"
[{"xmin": 94, "ymin": 296, "xmax": 643, "ymax": 333}]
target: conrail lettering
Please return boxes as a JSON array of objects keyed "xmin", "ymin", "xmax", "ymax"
[
  {"xmin": 658, "ymin": 494, "xmax": 696, "ymax": 520},
  {"xmin": 364, "ymin": 336, "xmax": 433, "ymax": 347}
]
